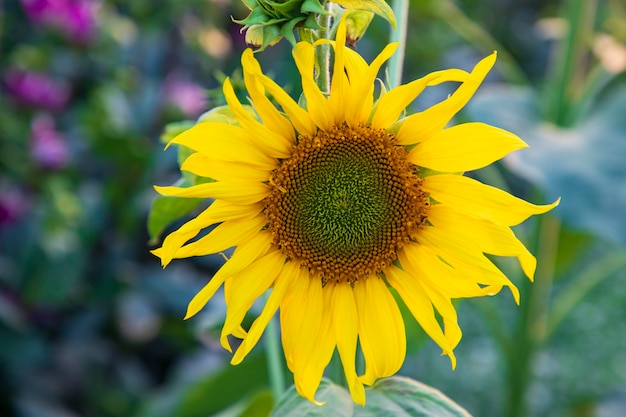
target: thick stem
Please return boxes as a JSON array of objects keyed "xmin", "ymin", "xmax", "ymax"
[
  {"xmin": 265, "ymin": 305, "xmax": 286, "ymax": 401},
  {"xmin": 387, "ymin": 0, "xmax": 409, "ymax": 88},
  {"xmin": 546, "ymin": 0, "xmax": 598, "ymax": 126},
  {"xmin": 505, "ymin": 215, "xmax": 560, "ymax": 417},
  {"xmin": 315, "ymin": 2, "xmax": 333, "ymax": 94}
]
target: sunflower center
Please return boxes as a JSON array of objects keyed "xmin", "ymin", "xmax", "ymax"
[{"xmin": 265, "ymin": 124, "xmax": 429, "ymax": 284}]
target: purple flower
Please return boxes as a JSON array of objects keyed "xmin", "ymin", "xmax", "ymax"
[
  {"xmin": 20, "ymin": 0, "xmax": 100, "ymax": 43},
  {"xmin": 30, "ymin": 114, "xmax": 70, "ymax": 170},
  {"xmin": 163, "ymin": 74, "xmax": 208, "ymax": 119},
  {"xmin": 3, "ymin": 68, "xmax": 71, "ymax": 112},
  {"xmin": 0, "ymin": 185, "xmax": 30, "ymax": 228}
]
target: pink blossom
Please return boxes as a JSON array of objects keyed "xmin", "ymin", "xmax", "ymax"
[
  {"xmin": 163, "ymin": 75, "xmax": 208, "ymax": 118},
  {"xmin": 30, "ymin": 114, "xmax": 70, "ymax": 170},
  {"xmin": 20, "ymin": 0, "xmax": 100, "ymax": 43},
  {"xmin": 3, "ymin": 68, "xmax": 71, "ymax": 112}
]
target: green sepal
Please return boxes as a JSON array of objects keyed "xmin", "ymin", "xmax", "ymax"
[{"xmin": 300, "ymin": 0, "xmax": 328, "ymax": 15}]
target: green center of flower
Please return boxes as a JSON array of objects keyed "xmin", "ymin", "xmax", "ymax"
[{"xmin": 265, "ymin": 124, "xmax": 429, "ymax": 284}]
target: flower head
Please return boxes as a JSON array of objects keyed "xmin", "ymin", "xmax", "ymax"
[{"xmin": 153, "ymin": 19, "xmax": 558, "ymax": 405}]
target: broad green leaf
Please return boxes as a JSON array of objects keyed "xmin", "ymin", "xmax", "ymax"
[
  {"xmin": 270, "ymin": 377, "xmax": 471, "ymax": 416},
  {"xmin": 361, "ymin": 377, "xmax": 472, "ymax": 417},
  {"xmin": 334, "ymin": 0, "xmax": 396, "ymax": 29},
  {"xmin": 270, "ymin": 379, "xmax": 354, "ymax": 417}
]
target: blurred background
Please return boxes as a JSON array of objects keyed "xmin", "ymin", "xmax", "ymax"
[{"xmin": 1, "ymin": 0, "xmax": 625, "ymax": 416}]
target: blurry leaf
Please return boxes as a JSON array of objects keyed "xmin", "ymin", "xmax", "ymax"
[
  {"xmin": 197, "ymin": 104, "xmax": 257, "ymax": 124},
  {"xmin": 466, "ymin": 85, "xmax": 626, "ymax": 246},
  {"xmin": 212, "ymin": 389, "xmax": 273, "ymax": 417},
  {"xmin": 161, "ymin": 121, "xmax": 196, "ymax": 144},
  {"xmin": 147, "ymin": 177, "xmax": 204, "ymax": 244},
  {"xmin": 271, "ymin": 377, "xmax": 471, "ymax": 416},
  {"xmin": 136, "ymin": 353, "xmax": 270, "ymax": 417},
  {"xmin": 238, "ymin": 390, "xmax": 273, "ymax": 417}
]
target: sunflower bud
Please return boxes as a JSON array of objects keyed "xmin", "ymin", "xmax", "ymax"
[
  {"xmin": 235, "ymin": 0, "xmax": 327, "ymax": 50},
  {"xmin": 235, "ymin": 0, "xmax": 396, "ymax": 51},
  {"xmin": 344, "ymin": 10, "xmax": 374, "ymax": 47}
]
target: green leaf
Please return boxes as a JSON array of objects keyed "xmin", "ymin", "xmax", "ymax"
[
  {"xmin": 161, "ymin": 120, "xmax": 195, "ymax": 144},
  {"xmin": 147, "ymin": 177, "xmax": 204, "ymax": 244},
  {"xmin": 334, "ymin": 0, "xmax": 396, "ymax": 29},
  {"xmin": 270, "ymin": 377, "xmax": 471, "ymax": 416},
  {"xmin": 136, "ymin": 354, "xmax": 270, "ymax": 417},
  {"xmin": 213, "ymin": 390, "xmax": 274, "ymax": 417}
]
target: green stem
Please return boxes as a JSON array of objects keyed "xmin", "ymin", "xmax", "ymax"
[
  {"xmin": 434, "ymin": 0, "xmax": 529, "ymax": 85},
  {"xmin": 265, "ymin": 297, "xmax": 286, "ymax": 401},
  {"xmin": 505, "ymin": 215, "xmax": 560, "ymax": 417},
  {"xmin": 546, "ymin": 0, "xmax": 598, "ymax": 126},
  {"xmin": 546, "ymin": 250, "xmax": 626, "ymax": 338},
  {"xmin": 315, "ymin": 1, "xmax": 333, "ymax": 94},
  {"xmin": 387, "ymin": 0, "xmax": 409, "ymax": 88}
]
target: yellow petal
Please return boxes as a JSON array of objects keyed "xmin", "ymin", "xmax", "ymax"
[
  {"xmin": 409, "ymin": 122, "xmax": 528, "ymax": 172},
  {"xmin": 427, "ymin": 204, "xmax": 537, "ymax": 280},
  {"xmin": 331, "ymin": 283, "xmax": 365, "ymax": 405},
  {"xmin": 354, "ymin": 276, "xmax": 405, "ymax": 385},
  {"xmin": 293, "ymin": 42, "xmax": 332, "ymax": 131},
  {"xmin": 154, "ymin": 180, "xmax": 270, "ymax": 204},
  {"xmin": 231, "ymin": 261, "xmax": 299, "ymax": 365},
  {"xmin": 241, "ymin": 49, "xmax": 296, "ymax": 144},
  {"xmin": 385, "ymin": 265, "xmax": 457, "ymax": 367},
  {"xmin": 344, "ymin": 43, "xmax": 398, "ymax": 125},
  {"xmin": 172, "ymin": 215, "xmax": 266, "ymax": 260},
  {"xmin": 423, "ymin": 174, "xmax": 560, "ymax": 226},
  {"xmin": 154, "ymin": 200, "xmax": 263, "ymax": 267},
  {"xmin": 184, "ymin": 231, "xmax": 274, "ymax": 319},
  {"xmin": 416, "ymin": 224, "xmax": 521, "ymax": 304},
  {"xmin": 169, "ymin": 122, "xmax": 275, "ymax": 170},
  {"xmin": 395, "ymin": 53, "xmax": 496, "ymax": 144},
  {"xmin": 247, "ymin": 60, "xmax": 317, "ymax": 137},
  {"xmin": 400, "ymin": 243, "xmax": 490, "ymax": 299},
  {"xmin": 223, "ymin": 78, "xmax": 292, "ymax": 159},
  {"xmin": 180, "ymin": 152, "xmax": 270, "ymax": 182},
  {"xmin": 372, "ymin": 68, "xmax": 471, "ymax": 130},
  {"xmin": 220, "ymin": 250, "xmax": 286, "ymax": 351},
  {"xmin": 282, "ymin": 274, "xmax": 335, "ymax": 404}
]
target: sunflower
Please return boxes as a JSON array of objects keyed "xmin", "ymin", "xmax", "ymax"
[{"xmin": 152, "ymin": 19, "xmax": 558, "ymax": 405}]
